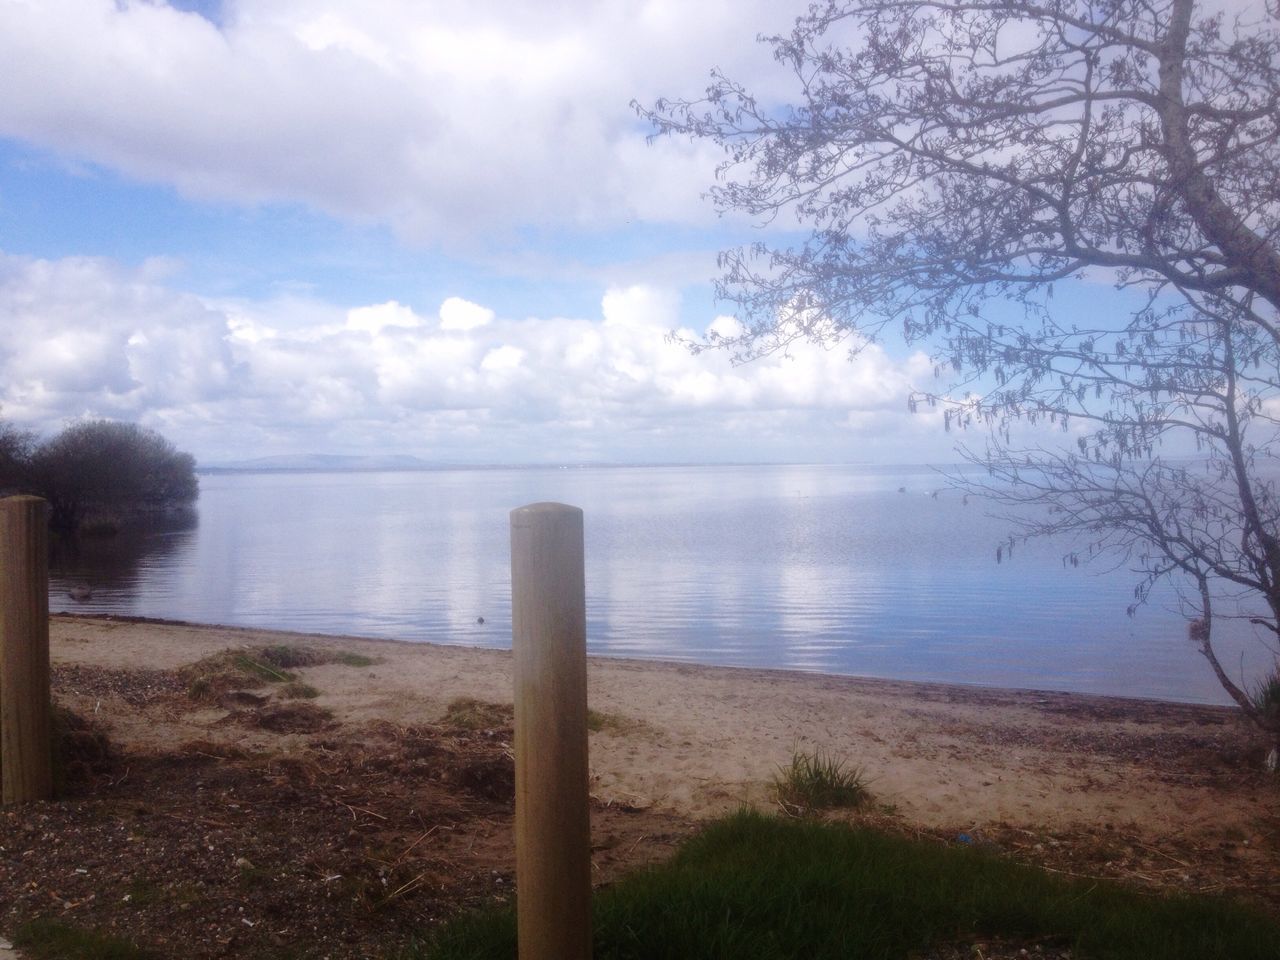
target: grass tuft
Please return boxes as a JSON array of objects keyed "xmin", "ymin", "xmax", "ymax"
[
  {"xmin": 1249, "ymin": 670, "xmax": 1280, "ymax": 725},
  {"xmin": 254, "ymin": 644, "xmax": 329, "ymax": 670},
  {"xmin": 335, "ymin": 652, "xmax": 378, "ymax": 668},
  {"xmin": 774, "ymin": 747, "xmax": 870, "ymax": 815},
  {"xmin": 443, "ymin": 697, "xmax": 513, "ymax": 730},
  {"xmin": 180, "ymin": 649, "xmax": 293, "ymax": 700},
  {"xmin": 280, "ymin": 681, "xmax": 320, "ymax": 700},
  {"xmin": 231, "ymin": 653, "xmax": 295, "ymax": 683}
]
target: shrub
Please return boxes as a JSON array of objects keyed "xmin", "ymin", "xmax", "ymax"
[
  {"xmin": 27, "ymin": 419, "xmax": 197, "ymax": 533},
  {"xmin": 774, "ymin": 748, "xmax": 870, "ymax": 815}
]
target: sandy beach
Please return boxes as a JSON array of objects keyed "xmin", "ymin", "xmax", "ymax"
[
  {"xmin": 47, "ymin": 613, "xmax": 1272, "ymax": 832},
  {"xmin": 1, "ymin": 613, "xmax": 1275, "ymax": 957}
]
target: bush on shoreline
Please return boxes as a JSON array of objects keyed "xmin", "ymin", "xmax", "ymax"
[{"xmin": 0, "ymin": 418, "xmax": 198, "ymax": 534}]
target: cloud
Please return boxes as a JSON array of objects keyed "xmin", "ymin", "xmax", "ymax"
[
  {"xmin": 346, "ymin": 300, "xmax": 423, "ymax": 334},
  {"xmin": 0, "ymin": 252, "xmax": 240, "ymax": 424},
  {"xmin": 0, "ymin": 253, "xmax": 946, "ymax": 462},
  {"xmin": 439, "ymin": 297, "xmax": 494, "ymax": 332},
  {"xmin": 0, "ymin": 0, "xmax": 806, "ymax": 243}
]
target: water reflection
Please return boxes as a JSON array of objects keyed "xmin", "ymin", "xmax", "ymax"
[
  {"xmin": 41, "ymin": 465, "xmax": 1275, "ymax": 705},
  {"xmin": 49, "ymin": 511, "xmax": 198, "ymax": 612}
]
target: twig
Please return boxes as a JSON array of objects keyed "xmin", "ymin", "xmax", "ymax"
[
  {"xmin": 335, "ymin": 800, "xmax": 388, "ymax": 821},
  {"xmin": 1131, "ymin": 839, "xmax": 1191, "ymax": 868},
  {"xmin": 394, "ymin": 826, "xmax": 440, "ymax": 865},
  {"xmin": 379, "ymin": 872, "xmax": 429, "ymax": 905},
  {"xmin": 164, "ymin": 812, "xmax": 232, "ymax": 829}
]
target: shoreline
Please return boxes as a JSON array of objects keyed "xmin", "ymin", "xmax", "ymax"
[
  {"xmin": 53, "ymin": 612, "xmax": 1237, "ymax": 714},
  {"xmin": 49, "ymin": 613, "xmax": 1266, "ymax": 832}
]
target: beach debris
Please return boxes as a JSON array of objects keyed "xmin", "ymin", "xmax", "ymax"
[
  {"xmin": 448, "ymin": 753, "xmax": 515, "ymax": 802},
  {"xmin": 477, "ymin": 615, "xmax": 485, "ymax": 624},
  {"xmin": 182, "ymin": 644, "xmax": 373, "ymax": 702},
  {"xmin": 956, "ymin": 833, "xmax": 974, "ymax": 845},
  {"xmin": 442, "ymin": 697, "xmax": 513, "ymax": 732},
  {"xmin": 240, "ymin": 702, "xmax": 335, "ymax": 734},
  {"xmin": 53, "ymin": 705, "xmax": 114, "ymax": 786},
  {"xmin": 221, "ymin": 691, "xmax": 268, "ymax": 708}
]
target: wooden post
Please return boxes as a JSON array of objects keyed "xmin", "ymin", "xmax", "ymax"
[
  {"xmin": 511, "ymin": 502, "xmax": 591, "ymax": 960},
  {"xmin": 0, "ymin": 495, "xmax": 52, "ymax": 805}
]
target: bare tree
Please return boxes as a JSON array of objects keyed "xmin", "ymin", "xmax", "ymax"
[{"xmin": 642, "ymin": 0, "xmax": 1280, "ymax": 748}]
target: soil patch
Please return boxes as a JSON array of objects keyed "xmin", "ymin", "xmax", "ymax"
[{"xmin": 1, "ymin": 663, "xmax": 688, "ymax": 959}]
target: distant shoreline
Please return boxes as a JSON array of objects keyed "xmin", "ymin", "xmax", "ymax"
[{"xmin": 195, "ymin": 458, "xmax": 951, "ymax": 475}]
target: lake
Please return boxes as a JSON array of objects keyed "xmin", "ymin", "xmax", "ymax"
[{"xmin": 46, "ymin": 463, "xmax": 1267, "ymax": 705}]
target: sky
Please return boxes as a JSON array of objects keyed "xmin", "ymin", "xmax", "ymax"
[{"xmin": 0, "ymin": 0, "xmax": 984, "ymax": 465}]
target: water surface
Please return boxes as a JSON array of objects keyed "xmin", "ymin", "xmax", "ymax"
[{"xmin": 47, "ymin": 464, "xmax": 1268, "ymax": 705}]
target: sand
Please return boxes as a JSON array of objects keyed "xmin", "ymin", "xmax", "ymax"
[
  {"xmin": 49, "ymin": 613, "xmax": 1273, "ymax": 839},
  {"xmin": 0, "ymin": 611, "xmax": 1268, "ymax": 958}
]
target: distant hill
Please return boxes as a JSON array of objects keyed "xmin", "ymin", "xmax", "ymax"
[
  {"xmin": 199, "ymin": 453, "xmax": 446, "ymax": 473},
  {"xmin": 199, "ymin": 456, "xmax": 805, "ymax": 474}
]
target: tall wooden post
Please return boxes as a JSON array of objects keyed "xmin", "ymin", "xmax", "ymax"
[
  {"xmin": 0, "ymin": 495, "xmax": 52, "ymax": 805},
  {"xmin": 510, "ymin": 502, "xmax": 591, "ymax": 960}
]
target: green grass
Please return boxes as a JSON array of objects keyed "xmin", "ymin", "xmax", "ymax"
[
  {"xmin": 13, "ymin": 918, "xmax": 159, "ymax": 960},
  {"xmin": 420, "ymin": 811, "xmax": 1280, "ymax": 960},
  {"xmin": 773, "ymin": 748, "xmax": 870, "ymax": 814},
  {"xmin": 231, "ymin": 653, "xmax": 296, "ymax": 683},
  {"xmin": 279, "ymin": 681, "xmax": 320, "ymax": 700},
  {"xmin": 334, "ymin": 651, "xmax": 378, "ymax": 668}
]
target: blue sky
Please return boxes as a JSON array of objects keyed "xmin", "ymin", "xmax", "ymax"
[{"xmin": 0, "ymin": 0, "xmax": 1020, "ymax": 465}]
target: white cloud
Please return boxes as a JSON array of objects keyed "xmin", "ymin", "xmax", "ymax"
[
  {"xmin": 0, "ymin": 0, "xmax": 807, "ymax": 241},
  {"xmin": 479, "ymin": 344, "xmax": 525, "ymax": 373},
  {"xmin": 438, "ymin": 297, "xmax": 494, "ymax": 331},
  {"xmin": 346, "ymin": 300, "xmax": 423, "ymax": 334},
  {"xmin": 0, "ymin": 252, "xmax": 240, "ymax": 426},
  {"xmin": 0, "ymin": 253, "xmax": 952, "ymax": 462}
]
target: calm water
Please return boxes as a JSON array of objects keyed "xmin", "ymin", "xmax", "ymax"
[{"xmin": 47, "ymin": 464, "xmax": 1268, "ymax": 705}]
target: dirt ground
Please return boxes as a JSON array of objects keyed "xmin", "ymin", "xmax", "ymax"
[{"xmin": 0, "ymin": 614, "xmax": 1276, "ymax": 958}]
